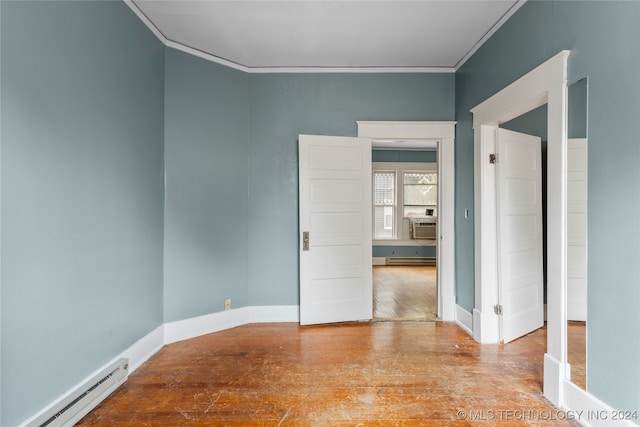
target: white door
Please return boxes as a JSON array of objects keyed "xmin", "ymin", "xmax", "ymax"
[
  {"xmin": 567, "ymin": 138, "xmax": 587, "ymax": 321},
  {"xmin": 496, "ymin": 128, "xmax": 544, "ymax": 343},
  {"xmin": 299, "ymin": 134, "xmax": 372, "ymax": 325}
]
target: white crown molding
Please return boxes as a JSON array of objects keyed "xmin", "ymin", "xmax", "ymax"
[
  {"xmin": 123, "ymin": 0, "xmax": 455, "ymax": 74},
  {"xmin": 248, "ymin": 66, "xmax": 455, "ymax": 74},
  {"xmin": 454, "ymin": 0, "xmax": 528, "ymax": 70}
]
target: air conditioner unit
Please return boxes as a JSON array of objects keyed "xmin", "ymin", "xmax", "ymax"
[{"xmin": 411, "ymin": 218, "xmax": 436, "ymax": 240}]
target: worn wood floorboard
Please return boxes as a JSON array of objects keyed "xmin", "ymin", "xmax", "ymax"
[
  {"xmin": 567, "ymin": 321, "xmax": 586, "ymax": 390},
  {"xmin": 78, "ymin": 322, "xmax": 577, "ymax": 426},
  {"xmin": 373, "ymin": 266, "xmax": 437, "ymax": 321}
]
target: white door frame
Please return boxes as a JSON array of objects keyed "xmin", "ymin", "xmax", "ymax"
[
  {"xmin": 357, "ymin": 121, "xmax": 456, "ymax": 321},
  {"xmin": 471, "ymin": 51, "xmax": 570, "ymax": 406}
]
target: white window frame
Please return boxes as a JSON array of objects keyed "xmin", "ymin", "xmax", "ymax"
[{"xmin": 372, "ymin": 162, "xmax": 437, "ymax": 243}]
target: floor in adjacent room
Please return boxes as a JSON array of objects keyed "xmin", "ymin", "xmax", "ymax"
[
  {"xmin": 373, "ymin": 265, "xmax": 437, "ymax": 321},
  {"xmin": 78, "ymin": 322, "xmax": 577, "ymax": 426}
]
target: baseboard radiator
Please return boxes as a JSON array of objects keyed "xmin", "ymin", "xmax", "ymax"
[
  {"xmin": 32, "ymin": 358, "xmax": 129, "ymax": 427},
  {"xmin": 386, "ymin": 257, "xmax": 436, "ymax": 266}
]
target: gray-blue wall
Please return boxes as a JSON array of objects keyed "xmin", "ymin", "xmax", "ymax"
[
  {"xmin": 247, "ymin": 73, "xmax": 454, "ymax": 305},
  {"xmin": 0, "ymin": 1, "xmax": 165, "ymax": 425},
  {"xmin": 372, "ymin": 150, "xmax": 437, "ymax": 163},
  {"xmin": 163, "ymin": 49, "xmax": 249, "ymax": 322},
  {"xmin": 456, "ymin": 0, "xmax": 639, "ymax": 415}
]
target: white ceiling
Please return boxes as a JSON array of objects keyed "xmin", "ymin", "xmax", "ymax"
[{"xmin": 130, "ymin": 0, "xmax": 524, "ymax": 72}]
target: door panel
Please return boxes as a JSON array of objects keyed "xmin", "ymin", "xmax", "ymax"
[
  {"xmin": 299, "ymin": 134, "xmax": 372, "ymax": 325},
  {"xmin": 567, "ymin": 138, "xmax": 588, "ymax": 321},
  {"xmin": 496, "ymin": 128, "xmax": 544, "ymax": 343}
]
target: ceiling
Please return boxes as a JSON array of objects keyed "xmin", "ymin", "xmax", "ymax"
[{"xmin": 130, "ymin": 0, "xmax": 525, "ymax": 72}]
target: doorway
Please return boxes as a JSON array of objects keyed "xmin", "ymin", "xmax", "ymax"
[
  {"xmin": 471, "ymin": 50, "xmax": 570, "ymax": 406},
  {"xmin": 370, "ymin": 149, "xmax": 439, "ymax": 321}
]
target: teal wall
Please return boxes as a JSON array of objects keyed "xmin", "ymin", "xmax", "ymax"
[
  {"xmin": 2, "ymin": 0, "xmax": 638, "ymax": 423},
  {"xmin": 373, "ymin": 246, "xmax": 436, "ymax": 258},
  {"xmin": 247, "ymin": 73, "xmax": 454, "ymax": 305},
  {"xmin": 372, "ymin": 150, "xmax": 437, "ymax": 163},
  {"xmin": 163, "ymin": 49, "xmax": 249, "ymax": 322},
  {"xmin": 456, "ymin": 0, "xmax": 639, "ymax": 415},
  {"xmin": 0, "ymin": 1, "xmax": 165, "ymax": 425}
]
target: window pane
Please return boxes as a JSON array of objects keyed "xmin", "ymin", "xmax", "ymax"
[
  {"xmin": 404, "ymin": 172, "xmax": 437, "ymax": 185},
  {"xmin": 374, "ymin": 206, "xmax": 394, "ymax": 239},
  {"xmin": 404, "ymin": 184, "xmax": 437, "ymax": 205},
  {"xmin": 374, "ymin": 172, "xmax": 395, "ymax": 205}
]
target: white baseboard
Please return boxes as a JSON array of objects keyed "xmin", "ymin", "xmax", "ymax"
[
  {"xmin": 247, "ymin": 305, "xmax": 300, "ymax": 323},
  {"xmin": 372, "ymin": 257, "xmax": 386, "ymax": 265},
  {"xmin": 454, "ymin": 304, "xmax": 473, "ymax": 336},
  {"xmin": 120, "ymin": 325, "xmax": 165, "ymax": 373},
  {"xmin": 164, "ymin": 305, "xmax": 300, "ymax": 344},
  {"xmin": 472, "ymin": 307, "xmax": 500, "ymax": 344},
  {"xmin": 562, "ymin": 380, "xmax": 638, "ymax": 427},
  {"xmin": 20, "ymin": 325, "xmax": 164, "ymax": 427},
  {"xmin": 23, "ymin": 305, "xmax": 299, "ymax": 426},
  {"xmin": 544, "ymin": 352, "xmax": 563, "ymax": 406},
  {"xmin": 164, "ymin": 307, "xmax": 250, "ymax": 344}
]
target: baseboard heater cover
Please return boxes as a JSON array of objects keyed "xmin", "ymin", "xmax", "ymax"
[
  {"xmin": 386, "ymin": 257, "xmax": 436, "ymax": 266},
  {"xmin": 32, "ymin": 358, "xmax": 129, "ymax": 427}
]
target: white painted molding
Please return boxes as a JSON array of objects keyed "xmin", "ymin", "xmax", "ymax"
[
  {"xmin": 120, "ymin": 325, "xmax": 165, "ymax": 373},
  {"xmin": 372, "ymin": 257, "xmax": 386, "ymax": 266},
  {"xmin": 455, "ymin": 305, "xmax": 473, "ymax": 336},
  {"xmin": 249, "ymin": 66, "xmax": 456, "ymax": 74},
  {"xmin": 164, "ymin": 305, "xmax": 300, "ymax": 344},
  {"xmin": 359, "ymin": 121, "xmax": 456, "ymax": 322},
  {"xmin": 247, "ymin": 305, "xmax": 300, "ymax": 323},
  {"xmin": 122, "ymin": 1, "xmax": 454, "ymax": 74},
  {"xmin": 471, "ymin": 50, "xmax": 570, "ymax": 406},
  {"xmin": 358, "ymin": 121, "xmax": 457, "ymax": 140},
  {"xmin": 562, "ymin": 380, "xmax": 638, "ymax": 427},
  {"xmin": 20, "ymin": 325, "xmax": 164, "ymax": 427},
  {"xmin": 454, "ymin": 0, "xmax": 527, "ymax": 70},
  {"xmin": 544, "ymin": 353, "xmax": 563, "ymax": 406}
]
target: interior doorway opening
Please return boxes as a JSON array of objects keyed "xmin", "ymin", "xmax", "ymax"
[{"xmin": 370, "ymin": 145, "xmax": 439, "ymax": 321}]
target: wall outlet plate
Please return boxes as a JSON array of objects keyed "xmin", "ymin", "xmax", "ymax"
[{"xmin": 224, "ymin": 299, "xmax": 231, "ymax": 311}]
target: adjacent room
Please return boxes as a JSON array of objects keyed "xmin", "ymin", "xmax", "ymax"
[{"xmin": 1, "ymin": 1, "xmax": 638, "ymax": 426}]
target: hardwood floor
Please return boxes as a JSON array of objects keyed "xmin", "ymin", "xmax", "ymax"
[
  {"xmin": 567, "ymin": 321, "xmax": 586, "ymax": 390},
  {"xmin": 373, "ymin": 266, "xmax": 437, "ymax": 321},
  {"xmin": 78, "ymin": 322, "xmax": 577, "ymax": 426}
]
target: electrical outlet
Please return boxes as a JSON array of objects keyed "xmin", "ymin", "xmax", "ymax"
[{"xmin": 224, "ymin": 299, "xmax": 231, "ymax": 311}]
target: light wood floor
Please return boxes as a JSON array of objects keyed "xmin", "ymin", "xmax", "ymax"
[
  {"xmin": 78, "ymin": 322, "xmax": 577, "ymax": 426},
  {"xmin": 373, "ymin": 265, "xmax": 437, "ymax": 321},
  {"xmin": 567, "ymin": 321, "xmax": 586, "ymax": 390}
]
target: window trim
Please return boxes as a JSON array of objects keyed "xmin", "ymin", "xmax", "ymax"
[{"xmin": 372, "ymin": 161, "xmax": 437, "ymax": 242}]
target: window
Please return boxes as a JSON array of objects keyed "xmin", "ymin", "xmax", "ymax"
[
  {"xmin": 373, "ymin": 171, "xmax": 395, "ymax": 239},
  {"xmin": 403, "ymin": 172, "xmax": 437, "ymax": 217},
  {"xmin": 372, "ymin": 162, "xmax": 437, "ymax": 240}
]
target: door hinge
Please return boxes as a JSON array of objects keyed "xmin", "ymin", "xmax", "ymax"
[
  {"xmin": 489, "ymin": 153, "xmax": 497, "ymax": 164},
  {"xmin": 494, "ymin": 304, "xmax": 503, "ymax": 315}
]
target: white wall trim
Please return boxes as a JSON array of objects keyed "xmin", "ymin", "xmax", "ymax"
[
  {"xmin": 472, "ymin": 50, "xmax": 570, "ymax": 406},
  {"xmin": 164, "ymin": 305, "xmax": 300, "ymax": 344},
  {"xmin": 247, "ymin": 305, "xmax": 300, "ymax": 324},
  {"xmin": 455, "ymin": 305, "xmax": 474, "ymax": 336},
  {"xmin": 358, "ymin": 121, "xmax": 456, "ymax": 140},
  {"xmin": 454, "ymin": 0, "xmax": 528, "ymax": 70},
  {"xmin": 358, "ymin": 121, "xmax": 456, "ymax": 321},
  {"xmin": 20, "ymin": 325, "xmax": 164, "ymax": 427},
  {"xmin": 372, "ymin": 257, "xmax": 386, "ymax": 265},
  {"xmin": 562, "ymin": 380, "xmax": 638, "ymax": 427}
]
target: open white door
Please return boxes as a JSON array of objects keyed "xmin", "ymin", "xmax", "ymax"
[
  {"xmin": 299, "ymin": 134, "xmax": 372, "ymax": 325},
  {"xmin": 566, "ymin": 138, "xmax": 587, "ymax": 321},
  {"xmin": 496, "ymin": 128, "xmax": 544, "ymax": 343}
]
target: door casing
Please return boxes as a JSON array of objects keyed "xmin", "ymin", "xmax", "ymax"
[
  {"xmin": 357, "ymin": 121, "xmax": 456, "ymax": 321},
  {"xmin": 471, "ymin": 51, "xmax": 570, "ymax": 406}
]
